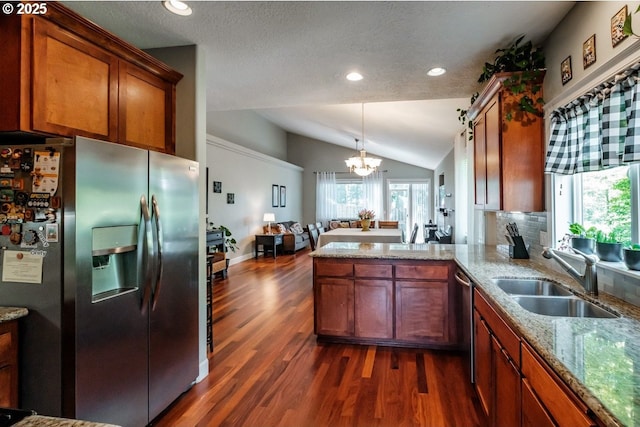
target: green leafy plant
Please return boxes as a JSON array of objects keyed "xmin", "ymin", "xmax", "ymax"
[
  {"xmin": 458, "ymin": 35, "xmax": 545, "ymax": 137},
  {"xmin": 568, "ymin": 222, "xmax": 597, "ymax": 239},
  {"xmin": 209, "ymin": 223, "xmax": 238, "ymax": 252},
  {"xmin": 623, "ymin": 6, "xmax": 640, "ymax": 38},
  {"xmin": 595, "ymin": 229, "xmax": 620, "ymax": 244},
  {"xmin": 626, "ymin": 243, "xmax": 640, "ymax": 251}
]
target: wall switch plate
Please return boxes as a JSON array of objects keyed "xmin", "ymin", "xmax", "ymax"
[{"xmin": 539, "ymin": 231, "xmax": 548, "ymax": 246}]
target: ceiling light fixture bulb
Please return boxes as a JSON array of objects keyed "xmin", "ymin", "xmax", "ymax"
[
  {"xmin": 346, "ymin": 72, "xmax": 363, "ymax": 81},
  {"xmin": 427, "ymin": 67, "xmax": 446, "ymax": 77},
  {"xmin": 163, "ymin": 0, "xmax": 192, "ymax": 16}
]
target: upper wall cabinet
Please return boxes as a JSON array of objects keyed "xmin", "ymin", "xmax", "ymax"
[
  {"xmin": 468, "ymin": 73, "xmax": 545, "ymax": 212},
  {"xmin": 0, "ymin": 3, "xmax": 181, "ymax": 153}
]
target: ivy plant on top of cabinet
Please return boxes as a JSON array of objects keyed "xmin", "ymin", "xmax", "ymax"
[{"xmin": 0, "ymin": 3, "xmax": 181, "ymax": 154}]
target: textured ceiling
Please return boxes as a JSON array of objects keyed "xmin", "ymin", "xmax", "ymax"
[{"xmin": 63, "ymin": 1, "xmax": 574, "ymax": 169}]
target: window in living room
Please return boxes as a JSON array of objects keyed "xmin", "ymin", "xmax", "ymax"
[{"xmin": 387, "ymin": 180, "xmax": 430, "ymax": 242}]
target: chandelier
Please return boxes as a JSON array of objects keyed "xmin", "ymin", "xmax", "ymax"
[{"xmin": 345, "ymin": 104, "xmax": 381, "ymax": 177}]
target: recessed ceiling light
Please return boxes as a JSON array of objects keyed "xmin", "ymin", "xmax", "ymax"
[
  {"xmin": 163, "ymin": 0, "xmax": 192, "ymax": 16},
  {"xmin": 427, "ymin": 67, "xmax": 446, "ymax": 77},
  {"xmin": 346, "ymin": 72, "xmax": 364, "ymax": 81}
]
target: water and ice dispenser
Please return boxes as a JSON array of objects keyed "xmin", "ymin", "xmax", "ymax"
[{"xmin": 91, "ymin": 225, "xmax": 138, "ymax": 302}]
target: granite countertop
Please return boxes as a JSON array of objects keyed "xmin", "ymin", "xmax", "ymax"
[
  {"xmin": 0, "ymin": 306, "xmax": 28, "ymax": 323},
  {"xmin": 311, "ymin": 242, "xmax": 640, "ymax": 427},
  {"xmin": 14, "ymin": 416, "xmax": 120, "ymax": 427}
]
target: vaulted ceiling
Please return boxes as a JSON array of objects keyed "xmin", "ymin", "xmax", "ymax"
[{"xmin": 63, "ymin": 1, "xmax": 575, "ymax": 169}]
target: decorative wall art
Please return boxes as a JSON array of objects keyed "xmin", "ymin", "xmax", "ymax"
[
  {"xmin": 280, "ymin": 186, "xmax": 286, "ymax": 207},
  {"xmin": 213, "ymin": 181, "xmax": 222, "ymax": 193},
  {"xmin": 561, "ymin": 56, "xmax": 572, "ymax": 85},
  {"xmin": 583, "ymin": 34, "xmax": 596, "ymax": 68},
  {"xmin": 227, "ymin": 193, "xmax": 234, "ymax": 204},
  {"xmin": 611, "ymin": 5, "xmax": 628, "ymax": 47},
  {"xmin": 272, "ymin": 184, "xmax": 279, "ymax": 207}
]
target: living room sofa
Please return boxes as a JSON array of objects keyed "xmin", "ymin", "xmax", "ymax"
[{"xmin": 263, "ymin": 221, "xmax": 310, "ymax": 253}]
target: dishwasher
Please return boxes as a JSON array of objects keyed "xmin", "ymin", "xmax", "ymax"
[{"xmin": 454, "ymin": 269, "xmax": 474, "ymax": 383}]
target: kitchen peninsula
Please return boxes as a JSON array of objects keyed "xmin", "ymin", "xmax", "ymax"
[{"xmin": 310, "ymin": 242, "xmax": 640, "ymax": 427}]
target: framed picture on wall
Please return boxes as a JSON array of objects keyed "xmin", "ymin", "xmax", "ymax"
[
  {"xmin": 611, "ymin": 5, "xmax": 628, "ymax": 47},
  {"xmin": 583, "ymin": 34, "xmax": 596, "ymax": 68},
  {"xmin": 561, "ymin": 56, "xmax": 572, "ymax": 85},
  {"xmin": 272, "ymin": 184, "xmax": 279, "ymax": 207},
  {"xmin": 280, "ymin": 186, "xmax": 286, "ymax": 207}
]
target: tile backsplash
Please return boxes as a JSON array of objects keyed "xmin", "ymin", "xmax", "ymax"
[{"xmin": 496, "ymin": 212, "xmax": 547, "ymax": 262}]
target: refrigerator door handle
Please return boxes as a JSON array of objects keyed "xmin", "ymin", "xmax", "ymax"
[
  {"xmin": 151, "ymin": 195, "xmax": 164, "ymax": 310},
  {"xmin": 140, "ymin": 195, "xmax": 154, "ymax": 313}
]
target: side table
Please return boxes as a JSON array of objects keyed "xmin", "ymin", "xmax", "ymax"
[{"xmin": 255, "ymin": 234, "xmax": 284, "ymax": 258}]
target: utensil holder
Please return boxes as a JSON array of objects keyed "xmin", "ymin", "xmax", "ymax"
[{"xmin": 509, "ymin": 236, "xmax": 529, "ymax": 259}]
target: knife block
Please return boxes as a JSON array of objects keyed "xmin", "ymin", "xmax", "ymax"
[{"xmin": 509, "ymin": 236, "xmax": 530, "ymax": 259}]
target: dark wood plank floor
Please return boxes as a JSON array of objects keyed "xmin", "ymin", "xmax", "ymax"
[{"xmin": 153, "ymin": 250, "xmax": 486, "ymax": 427}]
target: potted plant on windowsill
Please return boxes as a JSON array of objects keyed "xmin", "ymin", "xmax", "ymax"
[
  {"xmin": 568, "ymin": 223, "xmax": 596, "ymax": 255},
  {"xmin": 623, "ymin": 244, "xmax": 640, "ymax": 270},
  {"xmin": 595, "ymin": 230, "xmax": 623, "ymax": 262}
]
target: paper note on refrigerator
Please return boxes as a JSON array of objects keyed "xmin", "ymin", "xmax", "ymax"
[
  {"xmin": 2, "ymin": 250, "xmax": 43, "ymax": 284},
  {"xmin": 32, "ymin": 151, "xmax": 60, "ymax": 195}
]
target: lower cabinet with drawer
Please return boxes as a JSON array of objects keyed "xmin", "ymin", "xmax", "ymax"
[
  {"xmin": 474, "ymin": 288, "xmax": 601, "ymax": 427},
  {"xmin": 313, "ymin": 258, "xmax": 458, "ymax": 348},
  {"xmin": 473, "ymin": 289, "xmax": 521, "ymax": 426}
]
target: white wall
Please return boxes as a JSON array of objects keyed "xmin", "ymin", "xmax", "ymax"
[
  {"xmin": 206, "ymin": 136, "xmax": 304, "ymax": 264},
  {"xmin": 207, "ymin": 110, "xmax": 288, "ymax": 161},
  {"xmin": 543, "ymin": 1, "xmax": 640, "ymax": 107}
]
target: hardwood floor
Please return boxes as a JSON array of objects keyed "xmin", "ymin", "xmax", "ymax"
[{"xmin": 153, "ymin": 250, "xmax": 486, "ymax": 427}]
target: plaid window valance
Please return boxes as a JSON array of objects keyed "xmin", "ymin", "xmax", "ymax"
[{"xmin": 545, "ymin": 62, "xmax": 640, "ymax": 174}]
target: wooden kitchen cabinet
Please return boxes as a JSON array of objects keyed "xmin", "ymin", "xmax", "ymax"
[
  {"xmin": 521, "ymin": 378, "xmax": 556, "ymax": 427},
  {"xmin": 0, "ymin": 321, "xmax": 19, "ymax": 408},
  {"xmin": 396, "ymin": 280, "xmax": 449, "ymax": 343},
  {"xmin": 354, "ymin": 280, "xmax": 393, "ymax": 339},
  {"xmin": 473, "ymin": 311, "xmax": 492, "ymax": 417},
  {"xmin": 313, "ymin": 258, "xmax": 458, "ymax": 348},
  {"xmin": 314, "ymin": 277, "xmax": 354, "ymax": 337},
  {"xmin": 474, "ymin": 288, "xmax": 602, "ymax": 427},
  {"xmin": 473, "ymin": 289, "xmax": 521, "ymax": 426},
  {"xmin": 468, "ymin": 72, "xmax": 545, "ymax": 212},
  {"xmin": 521, "ymin": 342, "xmax": 597, "ymax": 427},
  {"xmin": 0, "ymin": 3, "xmax": 181, "ymax": 153}
]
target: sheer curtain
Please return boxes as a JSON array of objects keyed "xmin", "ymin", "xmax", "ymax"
[
  {"xmin": 316, "ymin": 172, "xmax": 337, "ymax": 225},
  {"xmin": 362, "ymin": 171, "xmax": 383, "ymax": 221}
]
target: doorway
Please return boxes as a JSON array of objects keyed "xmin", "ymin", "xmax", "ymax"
[{"xmin": 387, "ymin": 180, "xmax": 430, "ymax": 242}]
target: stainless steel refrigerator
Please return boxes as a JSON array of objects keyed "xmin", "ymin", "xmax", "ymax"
[{"xmin": 0, "ymin": 136, "xmax": 199, "ymax": 426}]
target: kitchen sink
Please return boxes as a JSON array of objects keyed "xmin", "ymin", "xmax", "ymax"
[
  {"xmin": 511, "ymin": 296, "xmax": 619, "ymax": 318},
  {"xmin": 492, "ymin": 278, "xmax": 574, "ymax": 297}
]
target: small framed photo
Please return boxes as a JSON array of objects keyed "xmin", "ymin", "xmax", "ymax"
[
  {"xmin": 227, "ymin": 193, "xmax": 235, "ymax": 204},
  {"xmin": 611, "ymin": 5, "xmax": 628, "ymax": 47},
  {"xmin": 279, "ymin": 186, "xmax": 286, "ymax": 207},
  {"xmin": 45, "ymin": 223, "xmax": 59, "ymax": 242},
  {"xmin": 583, "ymin": 34, "xmax": 596, "ymax": 68},
  {"xmin": 213, "ymin": 181, "xmax": 222, "ymax": 193},
  {"xmin": 272, "ymin": 184, "xmax": 279, "ymax": 207},
  {"xmin": 561, "ymin": 56, "xmax": 572, "ymax": 85}
]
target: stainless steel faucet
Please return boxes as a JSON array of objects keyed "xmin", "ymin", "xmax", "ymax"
[{"xmin": 542, "ymin": 247, "xmax": 598, "ymax": 296}]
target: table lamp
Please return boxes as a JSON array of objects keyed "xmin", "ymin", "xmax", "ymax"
[{"xmin": 263, "ymin": 213, "xmax": 276, "ymax": 234}]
